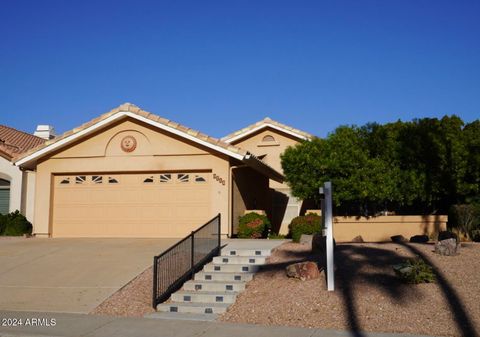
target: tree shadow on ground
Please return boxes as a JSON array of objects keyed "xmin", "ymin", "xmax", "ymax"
[
  {"xmin": 256, "ymin": 242, "xmax": 479, "ymax": 337},
  {"xmin": 334, "ymin": 244, "xmax": 421, "ymax": 337},
  {"xmin": 396, "ymin": 242, "xmax": 479, "ymax": 337}
]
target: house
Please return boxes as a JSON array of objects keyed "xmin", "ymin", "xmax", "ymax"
[
  {"xmin": 0, "ymin": 125, "xmax": 45, "ymax": 219},
  {"xmin": 222, "ymin": 118, "xmax": 312, "ymax": 234},
  {"xmin": 14, "ymin": 103, "xmax": 285, "ymax": 238}
]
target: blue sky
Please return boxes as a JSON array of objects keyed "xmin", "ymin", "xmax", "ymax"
[{"xmin": 1, "ymin": 0, "xmax": 479, "ymax": 138}]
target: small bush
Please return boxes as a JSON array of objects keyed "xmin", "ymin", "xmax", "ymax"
[
  {"xmin": 471, "ymin": 229, "xmax": 480, "ymax": 242},
  {"xmin": 288, "ymin": 214, "xmax": 323, "ymax": 243},
  {"xmin": 393, "ymin": 257, "xmax": 436, "ymax": 284},
  {"xmin": 0, "ymin": 213, "xmax": 6, "ymax": 235},
  {"xmin": 238, "ymin": 212, "xmax": 270, "ymax": 239},
  {"xmin": 1, "ymin": 211, "xmax": 33, "ymax": 236},
  {"xmin": 449, "ymin": 204, "xmax": 480, "ymax": 240}
]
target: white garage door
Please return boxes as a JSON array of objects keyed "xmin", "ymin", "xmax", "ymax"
[{"xmin": 52, "ymin": 172, "xmax": 211, "ymax": 237}]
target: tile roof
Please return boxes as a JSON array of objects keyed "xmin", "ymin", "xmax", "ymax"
[
  {"xmin": 222, "ymin": 117, "xmax": 313, "ymax": 143},
  {"xmin": 14, "ymin": 103, "xmax": 251, "ymax": 163},
  {"xmin": 0, "ymin": 125, "xmax": 45, "ymax": 160}
]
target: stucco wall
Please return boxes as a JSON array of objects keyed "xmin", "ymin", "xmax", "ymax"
[
  {"xmin": 231, "ymin": 127, "xmax": 300, "ymax": 190},
  {"xmin": 333, "ymin": 215, "xmax": 448, "ymax": 242},
  {"xmin": 33, "ymin": 118, "xmax": 231, "ymax": 237}
]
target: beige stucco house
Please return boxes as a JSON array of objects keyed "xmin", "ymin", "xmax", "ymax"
[
  {"xmin": 223, "ymin": 118, "xmax": 312, "ymax": 234},
  {"xmin": 14, "ymin": 103, "xmax": 286, "ymax": 238},
  {"xmin": 0, "ymin": 125, "xmax": 45, "ymax": 220}
]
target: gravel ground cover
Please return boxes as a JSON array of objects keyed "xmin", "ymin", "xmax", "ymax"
[
  {"xmin": 91, "ymin": 266, "xmax": 155, "ymax": 317},
  {"xmin": 91, "ymin": 240, "xmax": 480, "ymax": 337},
  {"xmin": 220, "ymin": 242, "xmax": 480, "ymax": 337}
]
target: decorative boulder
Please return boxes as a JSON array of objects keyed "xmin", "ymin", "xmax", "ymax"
[
  {"xmin": 438, "ymin": 231, "xmax": 458, "ymax": 242},
  {"xmin": 435, "ymin": 238, "xmax": 459, "ymax": 256},
  {"xmin": 285, "ymin": 261, "xmax": 320, "ymax": 281},
  {"xmin": 352, "ymin": 235, "xmax": 364, "ymax": 243},
  {"xmin": 410, "ymin": 235, "xmax": 429, "ymax": 243},
  {"xmin": 299, "ymin": 234, "xmax": 313, "ymax": 245},
  {"xmin": 391, "ymin": 235, "xmax": 407, "ymax": 243}
]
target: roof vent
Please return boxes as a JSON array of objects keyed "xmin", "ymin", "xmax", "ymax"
[{"xmin": 34, "ymin": 125, "xmax": 56, "ymax": 140}]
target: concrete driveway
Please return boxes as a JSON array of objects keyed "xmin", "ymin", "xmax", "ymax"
[{"xmin": 0, "ymin": 237, "xmax": 176, "ymax": 313}]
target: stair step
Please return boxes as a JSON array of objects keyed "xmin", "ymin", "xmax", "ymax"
[
  {"xmin": 184, "ymin": 280, "xmax": 245, "ymax": 292},
  {"xmin": 203, "ymin": 263, "xmax": 260, "ymax": 273},
  {"xmin": 156, "ymin": 301, "xmax": 229, "ymax": 314},
  {"xmin": 172, "ymin": 290, "xmax": 237, "ymax": 304},
  {"xmin": 194, "ymin": 271, "xmax": 254, "ymax": 282},
  {"xmin": 213, "ymin": 256, "xmax": 267, "ymax": 265},
  {"xmin": 220, "ymin": 248, "xmax": 271, "ymax": 257},
  {"xmin": 145, "ymin": 311, "xmax": 218, "ymax": 321}
]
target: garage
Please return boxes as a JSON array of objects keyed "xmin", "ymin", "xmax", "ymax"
[
  {"xmin": 52, "ymin": 172, "xmax": 211, "ymax": 237},
  {"xmin": 15, "ymin": 103, "xmax": 284, "ymax": 238}
]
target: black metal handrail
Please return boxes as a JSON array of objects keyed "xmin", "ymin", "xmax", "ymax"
[{"xmin": 152, "ymin": 213, "xmax": 221, "ymax": 308}]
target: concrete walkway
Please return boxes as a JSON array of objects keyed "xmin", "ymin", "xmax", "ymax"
[
  {"xmin": 0, "ymin": 311, "xmax": 436, "ymax": 337},
  {"xmin": 0, "ymin": 238, "xmax": 175, "ymax": 313}
]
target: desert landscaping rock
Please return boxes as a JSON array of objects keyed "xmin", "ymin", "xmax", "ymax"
[
  {"xmin": 390, "ymin": 235, "xmax": 407, "ymax": 243},
  {"xmin": 438, "ymin": 231, "xmax": 458, "ymax": 242},
  {"xmin": 285, "ymin": 261, "xmax": 321, "ymax": 281},
  {"xmin": 352, "ymin": 235, "xmax": 364, "ymax": 243},
  {"xmin": 220, "ymin": 241, "xmax": 480, "ymax": 337},
  {"xmin": 435, "ymin": 238, "xmax": 460, "ymax": 256},
  {"xmin": 410, "ymin": 235, "xmax": 429, "ymax": 243}
]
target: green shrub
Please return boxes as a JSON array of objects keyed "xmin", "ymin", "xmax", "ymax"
[
  {"xmin": 449, "ymin": 204, "xmax": 480, "ymax": 240},
  {"xmin": 238, "ymin": 212, "xmax": 271, "ymax": 239},
  {"xmin": 1, "ymin": 211, "xmax": 32, "ymax": 236},
  {"xmin": 471, "ymin": 229, "xmax": 480, "ymax": 242},
  {"xmin": 288, "ymin": 214, "xmax": 323, "ymax": 243},
  {"xmin": 0, "ymin": 213, "xmax": 6, "ymax": 235},
  {"xmin": 393, "ymin": 257, "xmax": 436, "ymax": 284}
]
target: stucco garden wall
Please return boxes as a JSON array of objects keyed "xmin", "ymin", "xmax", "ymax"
[{"xmin": 333, "ymin": 215, "xmax": 448, "ymax": 242}]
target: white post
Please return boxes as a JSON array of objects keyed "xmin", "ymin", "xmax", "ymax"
[{"xmin": 324, "ymin": 181, "xmax": 335, "ymax": 291}]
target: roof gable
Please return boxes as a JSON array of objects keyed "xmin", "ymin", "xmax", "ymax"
[
  {"xmin": 15, "ymin": 103, "xmax": 247, "ymax": 166},
  {"xmin": 222, "ymin": 117, "xmax": 312, "ymax": 143}
]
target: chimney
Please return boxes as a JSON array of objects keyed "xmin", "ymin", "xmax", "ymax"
[{"xmin": 34, "ymin": 125, "xmax": 56, "ymax": 140}]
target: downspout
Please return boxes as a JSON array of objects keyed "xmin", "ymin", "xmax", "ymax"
[{"xmin": 228, "ymin": 163, "xmax": 247, "ymax": 237}]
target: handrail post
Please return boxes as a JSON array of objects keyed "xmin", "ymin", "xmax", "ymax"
[
  {"xmin": 190, "ymin": 231, "xmax": 195, "ymax": 279},
  {"xmin": 152, "ymin": 256, "xmax": 158, "ymax": 309},
  {"xmin": 218, "ymin": 213, "xmax": 221, "ymax": 254}
]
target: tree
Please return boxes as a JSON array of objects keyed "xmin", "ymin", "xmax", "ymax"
[{"xmin": 281, "ymin": 115, "xmax": 479, "ymax": 216}]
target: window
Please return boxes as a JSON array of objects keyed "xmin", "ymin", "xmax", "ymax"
[
  {"xmin": 159, "ymin": 174, "xmax": 172, "ymax": 183},
  {"xmin": 92, "ymin": 176, "xmax": 103, "ymax": 184},
  {"xmin": 195, "ymin": 175, "xmax": 206, "ymax": 183},
  {"xmin": 143, "ymin": 176, "xmax": 154, "ymax": 183},
  {"xmin": 177, "ymin": 174, "xmax": 189, "ymax": 183},
  {"xmin": 108, "ymin": 177, "xmax": 119, "ymax": 184},
  {"xmin": 60, "ymin": 178, "xmax": 70, "ymax": 185},
  {"xmin": 262, "ymin": 135, "xmax": 275, "ymax": 142},
  {"xmin": 75, "ymin": 176, "xmax": 86, "ymax": 184}
]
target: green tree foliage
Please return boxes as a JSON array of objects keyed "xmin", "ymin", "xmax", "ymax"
[{"xmin": 281, "ymin": 115, "xmax": 480, "ymax": 215}]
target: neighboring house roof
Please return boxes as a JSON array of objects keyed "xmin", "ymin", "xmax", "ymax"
[
  {"xmin": 222, "ymin": 117, "xmax": 313, "ymax": 143},
  {"xmin": 14, "ymin": 103, "xmax": 284, "ymax": 182},
  {"xmin": 0, "ymin": 124, "xmax": 45, "ymax": 160}
]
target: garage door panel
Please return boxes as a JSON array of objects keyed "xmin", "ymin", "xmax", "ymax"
[{"xmin": 52, "ymin": 172, "xmax": 212, "ymax": 238}]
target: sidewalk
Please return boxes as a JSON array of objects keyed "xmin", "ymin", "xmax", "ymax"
[{"xmin": 0, "ymin": 311, "xmax": 436, "ymax": 337}]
